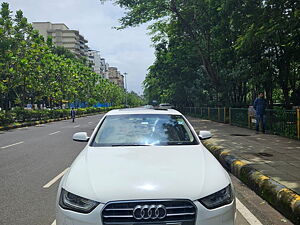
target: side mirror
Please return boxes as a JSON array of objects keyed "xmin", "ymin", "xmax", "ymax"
[
  {"xmin": 73, "ymin": 132, "xmax": 89, "ymax": 142},
  {"xmin": 199, "ymin": 131, "xmax": 212, "ymax": 140}
]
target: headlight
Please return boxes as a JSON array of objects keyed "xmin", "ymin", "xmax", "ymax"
[
  {"xmin": 59, "ymin": 188, "xmax": 99, "ymax": 213},
  {"xmin": 199, "ymin": 184, "xmax": 234, "ymax": 209}
]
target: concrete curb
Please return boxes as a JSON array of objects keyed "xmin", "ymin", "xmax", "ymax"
[
  {"xmin": 0, "ymin": 112, "xmax": 101, "ymax": 131},
  {"xmin": 203, "ymin": 140, "xmax": 300, "ymax": 225}
]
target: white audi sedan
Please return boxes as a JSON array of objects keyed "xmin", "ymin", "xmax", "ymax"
[{"xmin": 56, "ymin": 108, "xmax": 236, "ymax": 225}]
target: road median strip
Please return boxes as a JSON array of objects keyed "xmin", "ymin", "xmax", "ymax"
[
  {"xmin": 0, "ymin": 112, "xmax": 103, "ymax": 131},
  {"xmin": 203, "ymin": 140, "xmax": 300, "ymax": 224}
]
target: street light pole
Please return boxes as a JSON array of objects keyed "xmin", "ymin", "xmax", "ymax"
[{"xmin": 124, "ymin": 72, "xmax": 128, "ymax": 107}]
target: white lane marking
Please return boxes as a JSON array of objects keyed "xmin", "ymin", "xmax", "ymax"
[
  {"xmin": 51, "ymin": 220, "xmax": 56, "ymax": 225},
  {"xmin": 74, "ymin": 125, "xmax": 80, "ymax": 128},
  {"xmin": 43, "ymin": 168, "xmax": 69, "ymax": 188},
  {"xmin": 49, "ymin": 131, "xmax": 61, "ymax": 136},
  {"xmin": 1, "ymin": 141, "xmax": 24, "ymax": 149},
  {"xmin": 88, "ymin": 122, "xmax": 93, "ymax": 124},
  {"xmin": 236, "ymin": 198, "xmax": 263, "ymax": 225}
]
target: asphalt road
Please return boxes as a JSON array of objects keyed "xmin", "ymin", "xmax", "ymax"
[{"xmin": 0, "ymin": 113, "xmax": 292, "ymax": 225}]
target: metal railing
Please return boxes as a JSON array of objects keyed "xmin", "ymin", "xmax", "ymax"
[
  {"xmin": 265, "ymin": 109, "xmax": 297, "ymax": 138},
  {"xmin": 230, "ymin": 108, "xmax": 249, "ymax": 127},
  {"xmin": 178, "ymin": 107, "xmax": 300, "ymax": 140}
]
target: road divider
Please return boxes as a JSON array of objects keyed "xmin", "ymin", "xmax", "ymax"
[
  {"xmin": 43, "ymin": 168, "xmax": 69, "ymax": 189},
  {"xmin": 0, "ymin": 110, "xmax": 110, "ymax": 132},
  {"xmin": 203, "ymin": 140, "xmax": 300, "ymax": 224},
  {"xmin": 1, "ymin": 141, "xmax": 24, "ymax": 149},
  {"xmin": 18, "ymin": 127, "xmax": 28, "ymax": 129}
]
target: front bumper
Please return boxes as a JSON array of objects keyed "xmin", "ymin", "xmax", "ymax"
[{"xmin": 56, "ymin": 199, "xmax": 236, "ymax": 225}]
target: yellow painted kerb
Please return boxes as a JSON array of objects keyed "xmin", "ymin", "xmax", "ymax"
[
  {"xmin": 257, "ymin": 175, "xmax": 270, "ymax": 181},
  {"xmin": 220, "ymin": 151, "xmax": 230, "ymax": 156},
  {"xmin": 279, "ymin": 188, "xmax": 300, "ymax": 206},
  {"xmin": 212, "ymin": 146, "xmax": 222, "ymax": 151},
  {"xmin": 291, "ymin": 195, "xmax": 300, "ymax": 205},
  {"xmin": 233, "ymin": 160, "xmax": 247, "ymax": 167}
]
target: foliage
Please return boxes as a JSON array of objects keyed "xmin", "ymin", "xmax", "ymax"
[
  {"xmin": 126, "ymin": 91, "xmax": 145, "ymax": 106},
  {"xmin": 0, "ymin": 106, "xmax": 121, "ymax": 126},
  {"xmin": 0, "ymin": 111, "xmax": 14, "ymax": 125},
  {"xmin": 102, "ymin": 0, "xmax": 300, "ymax": 108},
  {"xmin": 0, "ymin": 3, "xmax": 142, "ymax": 110}
]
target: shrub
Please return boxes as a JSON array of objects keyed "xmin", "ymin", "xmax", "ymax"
[
  {"xmin": 0, "ymin": 106, "xmax": 122, "ymax": 127},
  {"xmin": 0, "ymin": 112, "xmax": 14, "ymax": 126}
]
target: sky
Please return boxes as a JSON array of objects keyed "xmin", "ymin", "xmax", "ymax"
[{"xmin": 4, "ymin": 0, "xmax": 155, "ymax": 94}]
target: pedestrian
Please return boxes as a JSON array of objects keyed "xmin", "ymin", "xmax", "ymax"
[
  {"xmin": 253, "ymin": 92, "xmax": 267, "ymax": 133},
  {"xmin": 70, "ymin": 108, "xmax": 76, "ymax": 123}
]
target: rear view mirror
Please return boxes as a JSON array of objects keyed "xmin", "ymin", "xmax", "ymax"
[
  {"xmin": 73, "ymin": 132, "xmax": 89, "ymax": 142},
  {"xmin": 199, "ymin": 131, "xmax": 212, "ymax": 140}
]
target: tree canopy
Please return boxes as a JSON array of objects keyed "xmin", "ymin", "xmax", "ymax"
[
  {"xmin": 0, "ymin": 2, "xmax": 144, "ymax": 109},
  {"xmin": 102, "ymin": 0, "xmax": 300, "ymax": 108}
]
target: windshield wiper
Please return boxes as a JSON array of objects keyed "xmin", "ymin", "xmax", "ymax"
[
  {"xmin": 167, "ymin": 142, "xmax": 193, "ymax": 145},
  {"xmin": 111, "ymin": 144, "xmax": 151, "ymax": 147}
]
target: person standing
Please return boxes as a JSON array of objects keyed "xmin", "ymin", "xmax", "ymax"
[
  {"xmin": 253, "ymin": 92, "xmax": 267, "ymax": 133},
  {"xmin": 70, "ymin": 108, "xmax": 76, "ymax": 123}
]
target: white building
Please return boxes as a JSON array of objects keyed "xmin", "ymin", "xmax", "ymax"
[
  {"xmin": 100, "ymin": 58, "xmax": 108, "ymax": 75},
  {"xmin": 87, "ymin": 50, "xmax": 102, "ymax": 75},
  {"xmin": 32, "ymin": 22, "xmax": 88, "ymax": 57},
  {"xmin": 103, "ymin": 63, "xmax": 110, "ymax": 79}
]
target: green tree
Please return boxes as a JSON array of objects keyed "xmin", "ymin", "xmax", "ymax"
[
  {"xmin": 102, "ymin": 0, "xmax": 300, "ymax": 108},
  {"xmin": 0, "ymin": 2, "xmax": 130, "ymax": 110}
]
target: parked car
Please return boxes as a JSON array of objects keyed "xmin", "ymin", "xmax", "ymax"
[
  {"xmin": 56, "ymin": 108, "xmax": 236, "ymax": 225},
  {"xmin": 159, "ymin": 103, "xmax": 173, "ymax": 109},
  {"xmin": 143, "ymin": 104, "xmax": 154, "ymax": 109}
]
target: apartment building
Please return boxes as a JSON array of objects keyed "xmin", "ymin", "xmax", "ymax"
[
  {"xmin": 32, "ymin": 22, "xmax": 88, "ymax": 57},
  {"xmin": 119, "ymin": 74, "xmax": 125, "ymax": 89},
  {"xmin": 100, "ymin": 59, "xmax": 109, "ymax": 75},
  {"xmin": 33, "ymin": 22, "xmax": 125, "ymax": 88},
  {"xmin": 107, "ymin": 67, "xmax": 124, "ymax": 88},
  {"xmin": 87, "ymin": 50, "xmax": 102, "ymax": 75},
  {"xmin": 103, "ymin": 62, "xmax": 110, "ymax": 79}
]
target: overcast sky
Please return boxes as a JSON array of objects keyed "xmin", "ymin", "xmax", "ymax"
[{"xmin": 5, "ymin": 0, "xmax": 155, "ymax": 94}]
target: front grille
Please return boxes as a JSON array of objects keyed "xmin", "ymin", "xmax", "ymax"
[{"xmin": 102, "ymin": 200, "xmax": 196, "ymax": 225}]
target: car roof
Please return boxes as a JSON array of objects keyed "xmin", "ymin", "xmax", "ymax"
[{"xmin": 106, "ymin": 108, "xmax": 182, "ymax": 116}]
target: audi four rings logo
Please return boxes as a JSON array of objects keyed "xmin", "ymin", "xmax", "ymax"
[{"xmin": 133, "ymin": 204, "xmax": 167, "ymax": 220}]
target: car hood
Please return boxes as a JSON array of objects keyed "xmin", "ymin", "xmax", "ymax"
[{"xmin": 63, "ymin": 145, "xmax": 230, "ymax": 203}]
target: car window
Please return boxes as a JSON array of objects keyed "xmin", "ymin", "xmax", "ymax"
[{"xmin": 91, "ymin": 114, "xmax": 198, "ymax": 146}]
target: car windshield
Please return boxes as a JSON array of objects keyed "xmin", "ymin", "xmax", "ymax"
[{"xmin": 91, "ymin": 114, "xmax": 198, "ymax": 146}]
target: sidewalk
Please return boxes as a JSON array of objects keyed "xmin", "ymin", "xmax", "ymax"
[{"xmin": 187, "ymin": 116, "xmax": 300, "ymax": 223}]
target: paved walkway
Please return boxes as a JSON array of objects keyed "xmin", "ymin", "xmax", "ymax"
[{"xmin": 188, "ymin": 116, "xmax": 300, "ymax": 195}]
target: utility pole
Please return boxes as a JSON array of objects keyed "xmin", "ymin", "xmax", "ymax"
[{"xmin": 124, "ymin": 72, "xmax": 128, "ymax": 107}]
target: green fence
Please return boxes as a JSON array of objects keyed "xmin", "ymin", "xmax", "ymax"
[
  {"xmin": 178, "ymin": 107, "xmax": 300, "ymax": 140},
  {"xmin": 266, "ymin": 109, "xmax": 297, "ymax": 138},
  {"xmin": 230, "ymin": 108, "xmax": 249, "ymax": 127}
]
